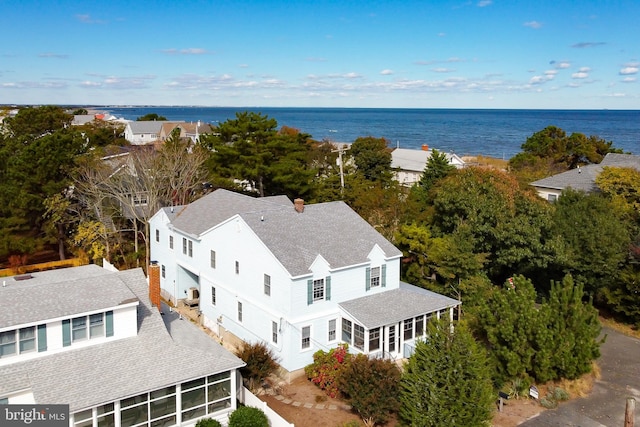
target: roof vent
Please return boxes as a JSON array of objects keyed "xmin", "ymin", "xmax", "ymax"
[{"xmin": 14, "ymin": 274, "xmax": 33, "ymax": 281}]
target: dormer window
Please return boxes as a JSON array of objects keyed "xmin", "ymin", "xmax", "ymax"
[
  {"xmin": 307, "ymin": 276, "xmax": 331, "ymax": 304},
  {"xmin": 366, "ymin": 265, "xmax": 386, "ymax": 291}
]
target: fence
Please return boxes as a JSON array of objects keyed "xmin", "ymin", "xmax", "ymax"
[
  {"xmin": 239, "ymin": 387, "xmax": 294, "ymax": 427},
  {"xmin": 0, "ymin": 258, "xmax": 87, "ymax": 277}
]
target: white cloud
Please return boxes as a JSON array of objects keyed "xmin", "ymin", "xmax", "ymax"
[
  {"xmin": 524, "ymin": 21, "xmax": 542, "ymax": 29},
  {"xmin": 571, "ymin": 71, "xmax": 589, "ymax": 79},
  {"xmin": 432, "ymin": 68, "xmax": 455, "ymax": 73},
  {"xmin": 619, "ymin": 67, "xmax": 638, "ymax": 75},
  {"xmin": 380, "ymin": 69, "xmax": 394, "ymax": 75},
  {"xmin": 622, "ymin": 77, "xmax": 637, "ymax": 83},
  {"xmin": 530, "ymin": 75, "xmax": 546, "ymax": 84},
  {"xmin": 553, "ymin": 61, "xmax": 571, "ymax": 69},
  {"xmin": 38, "ymin": 53, "xmax": 69, "ymax": 59},
  {"xmin": 161, "ymin": 48, "xmax": 210, "ymax": 55},
  {"xmin": 477, "ymin": 0, "xmax": 493, "ymax": 7}
]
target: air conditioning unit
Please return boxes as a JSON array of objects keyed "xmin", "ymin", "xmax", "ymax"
[{"xmin": 187, "ymin": 287, "xmax": 199, "ymax": 301}]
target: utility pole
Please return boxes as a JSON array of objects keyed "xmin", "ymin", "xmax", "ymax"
[{"xmin": 331, "ymin": 144, "xmax": 350, "ymax": 192}]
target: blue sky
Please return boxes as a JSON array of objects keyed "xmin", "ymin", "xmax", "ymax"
[{"xmin": 1, "ymin": 0, "xmax": 638, "ymax": 109}]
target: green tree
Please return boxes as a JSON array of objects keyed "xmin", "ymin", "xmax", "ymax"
[
  {"xmin": 428, "ymin": 167, "xmax": 557, "ymax": 283},
  {"xmin": 338, "ymin": 354, "xmax": 401, "ymax": 426},
  {"xmin": 349, "ymin": 136, "xmax": 392, "ymax": 183},
  {"xmin": 509, "ymin": 126, "xmax": 621, "ymax": 182},
  {"xmin": 544, "ymin": 275, "xmax": 601, "ymax": 380},
  {"xmin": 201, "ymin": 112, "xmax": 314, "ymax": 199},
  {"xmin": 399, "ymin": 317, "xmax": 494, "ymax": 427},
  {"xmin": 475, "ymin": 276, "xmax": 540, "ymax": 385},
  {"xmin": 551, "ymin": 189, "xmax": 631, "ymax": 297},
  {"xmin": 136, "ymin": 113, "xmax": 167, "ymax": 121}
]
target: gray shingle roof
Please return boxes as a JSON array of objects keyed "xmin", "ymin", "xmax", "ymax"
[
  {"xmin": 0, "ymin": 267, "xmax": 244, "ymax": 412},
  {"xmin": 391, "ymin": 148, "xmax": 464, "ymax": 172},
  {"xmin": 530, "ymin": 153, "xmax": 640, "ymax": 192},
  {"xmin": 339, "ymin": 282, "xmax": 460, "ymax": 329},
  {"xmin": 0, "ymin": 265, "xmax": 138, "ymax": 328},
  {"xmin": 127, "ymin": 121, "xmax": 173, "ymax": 134},
  {"xmin": 169, "ymin": 189, "xmax": 402, "ymax": 276}
]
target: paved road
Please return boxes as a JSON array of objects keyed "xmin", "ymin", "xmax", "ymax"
[{"xmin": 521, "ymin": 327, "xmax": 640, "ymax": 426}]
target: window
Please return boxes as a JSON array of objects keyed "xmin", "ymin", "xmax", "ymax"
[
  {"xmin": 210, "ymin": 250, "xmax": 216, "ymax": 269},
  {"xmin": 237, "ymin": 302, "xmax": 242, "ymax": 322},
  {"xmin": 341, "ymin": 318, "xmax": 352, "ymax": 344},
  {"xmin": 389, "ymin": 325, "xmax": 396, "ymax": 353},
  {"xmin": 415, "ymin": 315, "xmax": 424, "ymax": 337},
  {"xmin": 354, "ymin": 324, "xmax": 365, "ymax": 351},
  {"xmin": 0, "ymin": 331, "xmax": 16, "ymax": 358},
  {"xmin": 403, "ymin": 318, "xmax": 413, "ymax": 341},
  {"xmin": 0, "ymin": 398, "xmax": 7, "ymax": 405},
  {"xmin": 161, "ymin": 264, "xmax": 166, "ymax": 278},
  {"xmin": 18, "ymin": 327, "xmax": 36, "ymax": 354},
  {"xmin": 301, "ymin": 326, "xmax": 311, "ymax": 349},
  {"xmin": 169, "ymin": 235, "xmax": 174, "ymax": 249},
  {"xmin": 370, "ymin": 266, "xmax": 380, "ymax": 288},
  {"xmin": 548, "ymin": 194, "xmax": 557, "ymax": 202},
  {"xmin": 90, "ymin": 313, "xmax": 105, "ymax": 338},
  {"xmin": 72, "ymin": 316, "xmax": 87, "ymax": 342},
  {"xmin": 155, "ymin": 229, "xmax": 159, "ymax": 242},
  {"xmin": 369, "ymin": 328, "xmax": 380, "ymax": 352},
  {"xmin": 272, "ymin": 321, "xmax": 278, "ymax": 344},
  {"xmin": 211, "ymin": 286, "xmax": 216, "ymax": 306},
  {"xmin": 264, "ymin": 274, "xmax": 271, "ymax": 296},
  {"xmin": 235, "ymin": 261, "xmax": 240, "ymax": 274},
  {"xmin": 328, "ymin": 319, "xmax": 336, "ymax": 342},
  {"xmin": 188, "ymin": 240, "xmax": 193, "ymax": 257},
  {"xmin": 312, "ymin": 279, "xmax": 324, "ymax": 301},
  {"xmin": 366, "ymin": 265, "xmax": 386, "ymax": 291},
  {"xmin": 183, "ymin": 238, "xmax": 187, "ymax": 255},
  {"xmin": 307, "ymin": 277, "xmax": 331, "ymax": 304}
]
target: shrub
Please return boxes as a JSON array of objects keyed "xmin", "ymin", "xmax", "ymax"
[
  {"xmin": 195, "ymin": 418, "xmax": 222, "ymax": 427},
  {"xmin": 234, "ymin": 341, "xmax": 280, "ymax": 391},
  {"xmin": 338, "ymin": 354, "xmax": 401, "ymax": 426},
  {"xmin": 227, "ymin": 406, "xmax": 269, "ymax": 427},
  {"xmin": 304, "ymin": 344, "xmax": 352, "ymax": 398}
]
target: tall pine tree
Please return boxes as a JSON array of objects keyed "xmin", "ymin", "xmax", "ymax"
[{"xmin": 400, "ymin": 317, "xmax": 494, "ymax": 427}]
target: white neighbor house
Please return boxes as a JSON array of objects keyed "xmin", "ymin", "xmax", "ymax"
[
  {"xmin": 391, "ymin": 146, "xmax": 465, "ymax": 186},
  {"xmin": 149, "ymin": 189, "xmax": 460, "ymax": 374},
  {"xmin": 0, "ymin": 264, "xmax": 245, "ymax": 426}
]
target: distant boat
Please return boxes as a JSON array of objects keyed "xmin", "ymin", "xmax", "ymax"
[{"xmin": 329, "ymin": 129, "xmax": 338, "ymax": 133}]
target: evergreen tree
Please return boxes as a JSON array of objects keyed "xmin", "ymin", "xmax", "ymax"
[{"xmin": 399, "ymin": 317, "xmax": 494, "ymax": 427}]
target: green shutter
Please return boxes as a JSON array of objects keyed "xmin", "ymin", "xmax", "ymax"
[
  {"xmin": 106, "ymin": 311, "xmax": 114, "ymax": 337},
  {"xmin": 365, "ymin": 267, "xmax": 371, "ymax": 291},
  {"xmin": 62, "ymin": 319, "xmax": 71, "ymax": 347},
  {"xmin": 325, "ymin": 276, "xmax": 331, "ymax": 301},
  {"xmin": 381, "ymin": 264, "xmax": 387, "ymax": 288},
  {"xmin": 37, "ymin": 324, "xmax": 47, "ymax": 352},
  {"xmin": 307, "ymin": 280, "xmax": 313, "ymax": 305}
]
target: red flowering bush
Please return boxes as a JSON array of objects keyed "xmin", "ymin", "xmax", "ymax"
[{"xmin": 304, "ymin": 344, "xmax": 352, "ymax": 398}]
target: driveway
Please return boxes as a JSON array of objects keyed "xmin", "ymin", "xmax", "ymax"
[{"xmin": 521, "ymin": 327, "xmax": 640, "ymax": 426}]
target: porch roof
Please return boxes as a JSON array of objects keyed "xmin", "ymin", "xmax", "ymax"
[{"xmin": 338, "ymin": 282, "xmax": 460, "ymax": 329}]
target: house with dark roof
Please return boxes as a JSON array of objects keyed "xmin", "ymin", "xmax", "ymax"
[
  {"xmin": 0, "ymin": 264, "xmax": 244, "ymax": 426},
  {"xmin": 149, "ymin": 189, "xmax": 460, "ymax": 375},
  {"xmin": 530, "ymin": 153, "xmax": 640, "ymax": 201}
]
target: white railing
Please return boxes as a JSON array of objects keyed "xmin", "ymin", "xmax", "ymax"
[{"xmin": 239, "ymin": 387, "xmax": 294, "ymax": 427}]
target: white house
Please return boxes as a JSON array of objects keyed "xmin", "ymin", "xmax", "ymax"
[
  {"xmin": 391, "ymin": 146, "xmax": 465, "ymax": 186},
  {"xmin": 530, "ymin": 153, "xmax": 640, "ymax": 202},
  {"xmin": 149, "ymin": 189, "xmax": 460, "ymax": 375},
  {"xmin": 0, "ymin": 264, "xmax": 244, "ymax": 426}
]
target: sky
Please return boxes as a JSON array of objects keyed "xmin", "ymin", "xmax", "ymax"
[{"xmin": 1, "ymin": 0, "xmax": 638, "ymax": 109}]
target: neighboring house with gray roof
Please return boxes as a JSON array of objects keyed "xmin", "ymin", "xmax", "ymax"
[
  {"xmin": 0, "ymin": 264, "xmax": 244, "ymax": 426},
  {"xmin": 149, "ymin": 189, "xmax": 460, "ymax": 374},
  {"xmin": 391, "ymin": 146, "xmax": 465, "ymax": 186},
  {"xmin": 124, "ymin": 121, "xmax": 181, "ymax": 145},
  {"xmin": 531, "ymin": 153, "xmax": 640, "ymax": 201}
]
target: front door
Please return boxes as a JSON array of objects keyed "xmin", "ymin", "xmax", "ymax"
[{"xmin": 385, "ymin": 324, "xmax": 400, "ymax": 358}]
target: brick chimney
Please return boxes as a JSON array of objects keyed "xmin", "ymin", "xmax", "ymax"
[
  {"xmin": 148, "ymin": 261, "xmax": 161, "ymax": 312},
  {"xmin": 421, "ymin": 144, "xmax": 429, "ymax": 151},
  {"xmin": 294, "ymin": 198, "xmax": 304, "ymax": 213}
]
